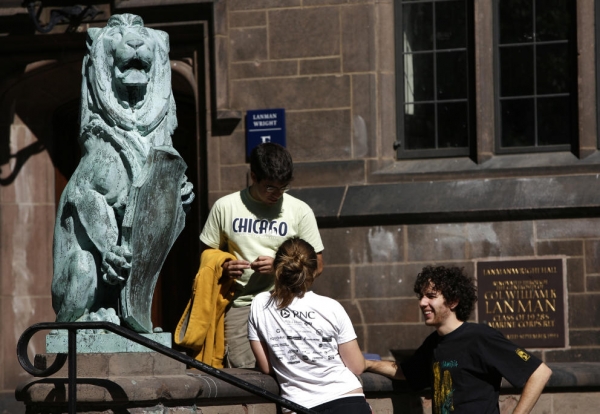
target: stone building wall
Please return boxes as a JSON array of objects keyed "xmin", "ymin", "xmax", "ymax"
[
  {"xmin": 1, "ymin": 0, "xmax": 600, "ymax": 412},
  {"xmin": 0, "ymin": 117, "xmax": 55, "ymax": 411},
  {"xmin": 205, "ymin": 0, "xmax": 600, "ymax": 364}
]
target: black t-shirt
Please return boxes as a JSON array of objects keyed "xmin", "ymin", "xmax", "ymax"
[{"xmin": 400, "ymin": 322, "xmax": 542, "ymax": 414}]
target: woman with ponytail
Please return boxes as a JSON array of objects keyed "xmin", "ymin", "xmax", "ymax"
[{"xmin": 248, "ymin": 238, "xmax": 371, "ymax": 414}]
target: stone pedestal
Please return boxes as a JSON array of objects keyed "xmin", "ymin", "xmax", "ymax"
[
  {"xmin": 45, "ymin": 332, "xmax": 172, "ymax": 353},
  {"xmin": 33, "ymin": 352, "xmax": 184, "ymax": 378}
]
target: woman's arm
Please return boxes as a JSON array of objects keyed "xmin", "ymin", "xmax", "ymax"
[
  {"xmin": 250, "ymin": 340, "xmax": 274, "ymax": 376},
  {"xmin": 338, "ymin": 339, "xmax": 366, "ymax": 376}
]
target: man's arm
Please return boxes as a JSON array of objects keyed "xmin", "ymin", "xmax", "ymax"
[
  {"xmin": 316, "ymin": 252, "xmax": 323, "ymax": 276},
  {"xmin": 199, "ymin": 242, "xmax": 250, "ymax": 281},
  {"xmin": 512, "ymin": 363, "xmax": 552, "ymax": 414},
  {"xmin": 365, "ymin": 359, "xmax": 406, "ymax": 380}
]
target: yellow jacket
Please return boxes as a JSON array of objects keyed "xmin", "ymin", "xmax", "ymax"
[{"xmin": 175, "ymin": 249, "xmax": 236, "ymax": 368}]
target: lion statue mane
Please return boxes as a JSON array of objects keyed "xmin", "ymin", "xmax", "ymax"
[{"xmin": 52, "ymin": 13, "xmax": 193, "ymax": 329}]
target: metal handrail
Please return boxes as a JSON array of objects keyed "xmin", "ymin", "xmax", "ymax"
[{"xmin": 17, "ymin": 322, "xmax": 316, "ymax": 414}]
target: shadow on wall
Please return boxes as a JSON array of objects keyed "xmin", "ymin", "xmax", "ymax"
[
  {"xmin": 0, "ymin": 60, "xmax": 82, "ymax": 187},
  {"xmin": 0, "ymin": 140, "xmax": 46, "ymax": 186}
]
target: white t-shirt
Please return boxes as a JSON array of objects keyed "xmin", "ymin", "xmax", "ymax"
[
  {"xmin": 200, "ymin": 188, "xmax": 324, "ymax": 307},
  {"xmin": 248, "ymin": 291, "xmax": 362, "ymax": 408}
]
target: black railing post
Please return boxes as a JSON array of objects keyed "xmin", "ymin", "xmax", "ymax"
[{"xmin": 67, "ymin": 328, "xmax": 77, "ymax": 414}]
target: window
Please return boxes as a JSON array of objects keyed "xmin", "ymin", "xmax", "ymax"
[
  {"xmin": 394, "ymin": 0, "xmax": 475, "ymax": 159},
  {"xmin": 495, "ymin": 0, "xmax": 577, "ymax": 153}
]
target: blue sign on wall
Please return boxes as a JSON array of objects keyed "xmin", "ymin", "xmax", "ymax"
[{"xmin": 246, "ymin": 108, "xmax": 286, "ymax": 157}]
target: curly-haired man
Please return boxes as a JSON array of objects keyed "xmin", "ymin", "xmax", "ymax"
[{"xmin": 367, "ymin": 266, "xmax": 552, "ymax": 414}]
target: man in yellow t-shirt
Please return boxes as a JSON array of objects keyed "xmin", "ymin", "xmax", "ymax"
[{"xmin": 199, "ymin": 143, "xmax": 324, "ymax": 368}]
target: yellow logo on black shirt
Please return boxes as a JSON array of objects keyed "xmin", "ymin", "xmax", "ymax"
[{"xmin": 516, "ymin": 348, "xmax": 531, "ymax": 361}]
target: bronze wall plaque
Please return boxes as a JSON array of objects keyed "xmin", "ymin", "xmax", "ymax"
[{"xmin": 477, "ymin": 259, "xmax": 566, "ymax": 348}]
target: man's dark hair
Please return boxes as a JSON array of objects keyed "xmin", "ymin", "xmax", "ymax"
[
  {"xmin": 250, "ymin": 143, "xmax": 294, "ymax": 183},
  {"xmin": 414, "ymin": 266, "xmax": 477, "ymax": 322}
]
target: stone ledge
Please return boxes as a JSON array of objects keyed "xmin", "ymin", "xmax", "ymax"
[
  {"xmin": 16, "ymin": 368, "xmax": 280, "ymax": 412},
  {"xmin": 17, "ymin": 362, "xmax": 600, "ymax": 407},
  {"xmin": 291, "ymin": 173, "xmax": 600, "ymax": 226}
]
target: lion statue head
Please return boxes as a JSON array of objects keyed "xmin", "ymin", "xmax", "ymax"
[{"xmin": 81, "ymin": 13, "xmax": 176, "ymax": 139}]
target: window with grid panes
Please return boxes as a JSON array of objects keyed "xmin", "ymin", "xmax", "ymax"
[
  {"xmin": 395, "ymin": 0, "xmax": 474, "ymax": 159},
  {"xmin": 495, "ymin": 0, "xmax": 576, "ymax": 153}
]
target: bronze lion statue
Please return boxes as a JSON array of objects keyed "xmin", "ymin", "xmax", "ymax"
[{"xmin": 52, "ymin": 14, "xmax": 193, "ymax": 332}]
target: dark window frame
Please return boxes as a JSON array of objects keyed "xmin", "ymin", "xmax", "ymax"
[
  {"xmin": 492, "ymin": 0, "xmax": 578, "ymax": 155},
  {"xmin": 394, "ymin": 0, "xmax": 476, "ymax": 160}
]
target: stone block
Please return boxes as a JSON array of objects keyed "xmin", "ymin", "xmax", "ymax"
[
  {"xmin": 366, "ymin": 324, "xmax": 434, "ymax": 357},
  {"xmin": 34, "ymin": 353, "xmax": 110, "ymax": 378},
  {"xmin": 352, "ymin": 74, "xmax": 377, "ymax": 158},
  {"xmin": 230, "ymin": 11, "xmax": 267, "ymax": 28},
  {"xmin": 228, "ymin": 0, "xmax": 300, "ymax": 10},
  {"xmin": 355, "ymin": 263, "xmax": 423, "ymax": 299},
  {"xmin": 2, "ymin": 296, "xmax": 52, "ymax": 390},
  {"xmin": 1, "ymin": 203, "xmax": 54, "ymax": 296},
  {"xmin": 367, "ymin": 397, "xmax": 394, "ymax": 414},
  {"xmin": 303, "ymin": 0, "xmax": 347, "ymax": 5},
  {"xmin": 568, "ymin": 294, "xmax": 600, "ymax": 329},
  {"xmin": 342, "ymin": 5, "xmax": 376, "ymax": 73},
  {"xmin": 9, "ymin": 123, "xmax": 55, "ymax": 205},
  {"xmin": 379, "ymin": 72, "xmax": 397, "ymax": 158},
  {"xmin": 215, "ymin": 36, "xmax": 230, "ymax": 109},
  {"xmin": 320, "ymin": 225, "xmax": 404, "ymax": 265},
  {"xmin": 498, "ymin": 394, "xmax": 519, "ymax": 413},
  {"xmin": 287, "ymin": 186, "xmax": 345, "ymax": 219},
  {"xmin": 293, "ymin": 160, "xmax": 364, "ymax": 187},
  {"xmin": 208, "ymin": 191, "xmax": 231, "ymax": 208},
  {"xmin": 230, "ymin": 28, "xmax": 268, "ymax": 62},
  {"xmin": 584, "ymin": 239, "xmax": 600, "ymax": 275},
  {"xmin": 355, "ymin": 324, "xmax": 366, "ymax": 349},
  {"xmin": 587, "ymin": 275, "xmax": 600, "ymax": 291},
  {"xmin": 109, "ymin": 353, "xmax": 154, "ymax": 376},
  {"xmin": 299, "ymin": 57, "xmax": 341, "ymax": 75},
  {"xmin": 218, "ymin": 131, "xmax": 247, "ymax": 166},
  {"xmin": 569, "ymin": 329, "xmax": 600, "ymax": 346},
  {"xmin": 338, "ymin": 299, "xmax": 362, "ymax": 324},
  {"xmin": 360, "ymin": 299, "xmax": 420, "ymax": 324},
  {"xmin": 566, "ymin": 258, "xmax": 584, "ymax": 292},
  {"xmin": 537, "ymin": 240, "xmax": 583, "ymax": 257},
  {"xmin": 46, "ymin": 332, "xmax": 172, "ymax": 354},
  {"xmin": 526, "ymin": 393, "xmax": 551, "ymax": 414},
  {"xmin": 287, "ymin": 110, "xmax": 352, "ymax": 161},
  {"xmin": 0, "ymin": 392, "xmax": 24, "ymax": 414},
  {"xmin": 33, "ymin": 352, "xmax": 184, "ymax": 378},
  {"xmin": 231, "ymin": 75, "xmax": 350, "ymax": 111},
  {"xmin": 220, "ymin": 165, "xmax": 249, "ymax": 192},
  {"xmin": 311, "ymin": 265, "xmax": 352, "ymax": 300},
  {"xmin": 552, "ymin": 392, "xmax": 600, "ymax": 413},
  {"xmin": 269, "ymin": 8, "xmax": 340, "ymax": 59},
  {"xmin": 406, "ymin": 223, "xmax": 468, "ymax": 262},
  {"xmin": 466, "ymin": 221, "xmax": 535, "ymax": 259},
  {"xmin": 231, "ymin": 61, "xmax": 298, "ymax": 79},
  {"xmin": 537, "ymin": 218, "xmax": 600, "ymax": 240},
  {"xmin": 377, "ymin": 1, "xmax": 396, "ymax": 73}
]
